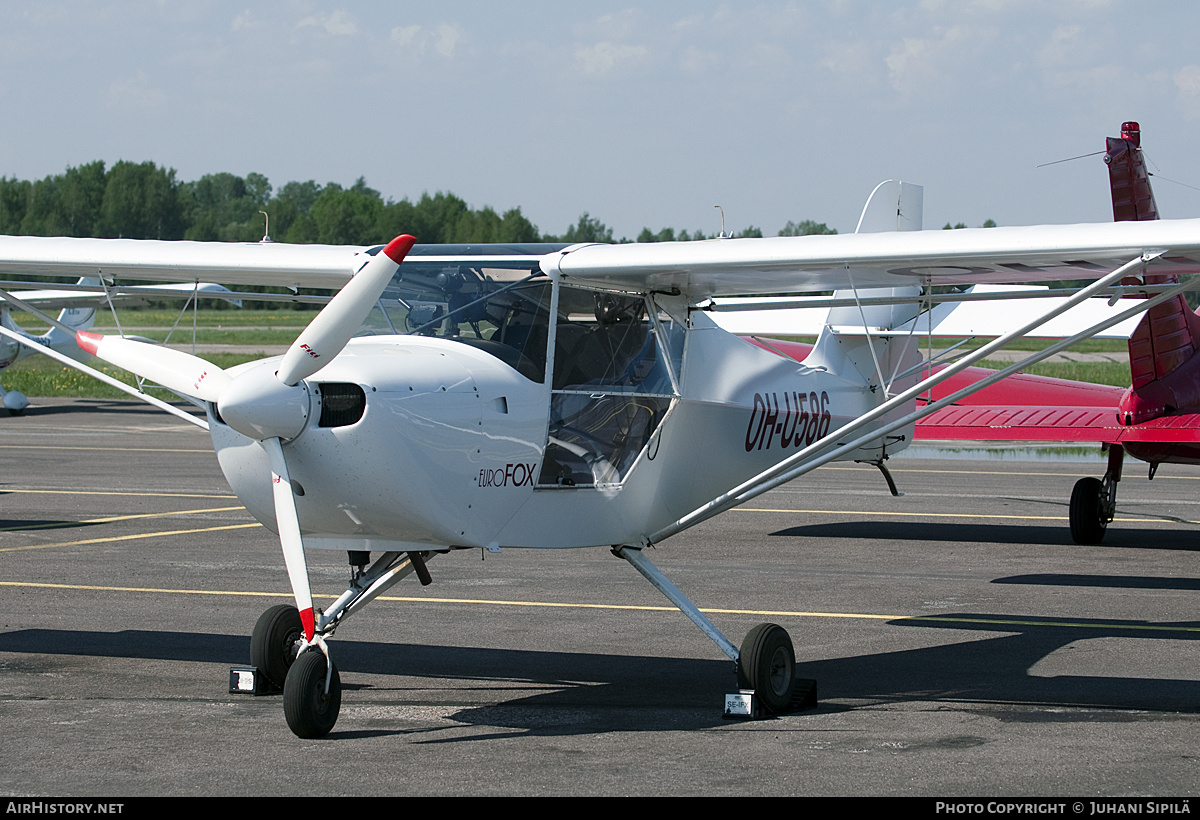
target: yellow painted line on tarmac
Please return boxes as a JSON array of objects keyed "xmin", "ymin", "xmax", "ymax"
[
  {"xmin": 0, "ymin": 506, "xmax": 248, "ymax": 533},
  {"xmin": 3, "ymin": 580, "xmax": 1198, "ymax": 634},
  {"xmin": 0, "ymin": 444, "xmax": 210, "ymax": 453},
  {"xmin": 826, "ymin": 464, "xmax": 1200, "ymax": 480},
  {"xmin": 0, "ymin": 522, "xmax": 262, "ymax": 552},
  {"xmin": 735, "ymin": 507, "xmax": 1193, "ymax": 525},
  {"xmin": 0, "ymin": 489, "xmax": 237, "ymax": 499},
  {"xmin": 0, "ymin": 580, "xmax": 296, "ymax": 598}
]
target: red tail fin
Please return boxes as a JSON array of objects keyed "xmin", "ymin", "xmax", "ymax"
[
  {"xmin": 1112, "ymin": 122, "xmax": 1200, "ymax": 422},
  {"xmin": 1106, "ymin": 121, "xmax": 1158, "ymax": 222}
]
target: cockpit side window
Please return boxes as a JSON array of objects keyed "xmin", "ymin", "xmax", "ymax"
[
  {"xmin": 551, "ymin": 288, "xmax": 672, "ymax": 395},
  {"xmin": 539, "ymin": 286, "xmax": 676, "ymax": 487}
]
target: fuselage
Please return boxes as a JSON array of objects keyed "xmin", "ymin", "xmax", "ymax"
[{"xmin": 210, "ymin": 278, "xmax": 915, "ymax": 551}]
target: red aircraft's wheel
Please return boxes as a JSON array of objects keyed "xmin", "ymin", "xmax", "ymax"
[{"xmin": 1069, "ymin": 477, "xmax": 1107, "ymax": 545}]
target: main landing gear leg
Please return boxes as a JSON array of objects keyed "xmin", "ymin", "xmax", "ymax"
[
  {"xmin": 1069, "ymin": 444, "xmax": 1124, "ymax": 545},
  {"xmin": 613, "ymin": 545, "xmax": 812, "ymax": 716}
]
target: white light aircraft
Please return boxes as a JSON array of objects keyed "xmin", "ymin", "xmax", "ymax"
[
  {"xmin": 2, "ymin": 181, "xmax": 1199, "ymax": 737},
  {"xmin": 0, "ymin": 278, "xmax": 241, "ymax": 414}
]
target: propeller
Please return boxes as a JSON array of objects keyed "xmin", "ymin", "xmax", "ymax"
[{"xmin": 77, "ymin": 234, "xmax": 417, "ymax": 640}]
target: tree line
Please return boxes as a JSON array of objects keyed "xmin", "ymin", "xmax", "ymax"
[{"xmin": 0, "ymin": 161, "xmax": 844, "ymax": 247}]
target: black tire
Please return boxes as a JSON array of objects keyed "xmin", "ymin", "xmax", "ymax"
[
  {"xmin": 283, "ymin": 650, "xmax": 341, "ymax": 739},
  {"xmin": 250, "ymin": 604, "xmax": 303, "ymax": 690},
  {"xmin": 737, "ymin": 623, "xmax": 796, "ymax": 713},
  {"xmin": 1069, "ymin": 476, "xmax": 1107, "ymax": 545}
]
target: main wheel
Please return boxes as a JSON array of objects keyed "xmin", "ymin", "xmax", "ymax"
[
  {"xmin": 250, "ymin": 604, "xmax": 303, "ymax": 690},
  {"xmin": 1069, "ymin": 476, "xmax": 1107, "ymax": 545},
  {"xmin": 283, "ymin": 650, "xmax": 341, "ymax": 738},
  {"xmin": 737, "ymin": 623, "xmax": 797, "ymax": 714}
]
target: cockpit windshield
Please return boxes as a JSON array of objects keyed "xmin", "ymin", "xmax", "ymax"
[{"xmin": 360, "ymin": 250, "xmax": 555, "ymax": 382}]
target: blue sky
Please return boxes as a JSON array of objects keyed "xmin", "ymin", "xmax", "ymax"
[{"xmin": 2, "ymin": 1, "xmax": 1198, "ymax": 239}]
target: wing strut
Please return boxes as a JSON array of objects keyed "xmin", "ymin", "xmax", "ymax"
[
  {"xmin": 649, "ymin": 252, "xmax": 1189, "ymax": 545},
  {"xmin": 0, "ymin": 321, "xmax": 209, "ymax": 429}
]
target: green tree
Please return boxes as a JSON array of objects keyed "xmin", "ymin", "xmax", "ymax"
[
  {"xmin": 498, "ymin": 207, "xmax": 539, "ymax": 243},
  {"xmin": 410, "ymin": 191, "xmax": 469, "ymax": 243},
  {"xmin": 551, "ymin": 212, "xmax": 613, "ymax": 243},
  {"xmin": 308, "ymin": 182, "xmax": 385, "ymax": 245},
  {"xmin": 182, "ymin": 172, "xmax": 266, "ymax": 241},
  {"xmin": 778, "ymin": 220, "xmax": 837, "ymax": 236},
  {"xmin": 95, "ymin": 161, "xmax": 185, "ymax": 240},
  {"xmin": 0, "ymin": 177, "xmax": 31, "ymax": 234},
  {"xmin": 637, "ymin": 226, "xmax": 676, "ymax": 243},
  {"xmin": 59, "ymin": 161, "xmax": 107, "ymax": 236}
]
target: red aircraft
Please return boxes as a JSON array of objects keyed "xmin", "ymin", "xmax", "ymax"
[{"xmin": 748, "ymin": 122, "xmax": 1200, "ymax": 545}]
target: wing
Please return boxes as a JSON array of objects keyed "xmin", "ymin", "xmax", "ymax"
[
  {"xmin": 0, "ymin": 236, "xmax": 561, "ymax": 290},
  {"xmin": 3, "ymin": 222, "xmax": 1199, "ymax": 299},
  {"xmin": 710, "ymin": 285, "xmax": 1143, "ymax": 338},
  {"xmin": 3, "ymin": 281, "xmax": 243, "ymax": 309},
  {"xmin": 543, "ymin": 219, "xmax": 1200, "ymax": 299}
]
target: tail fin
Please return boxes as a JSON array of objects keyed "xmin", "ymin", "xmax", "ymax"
[
  {"xmin": 1107, "ymin": 121, "xmax": 1158, "ymax": 222},
  {"xmin": 1111, "ymin": 122, "xmax": 1200, "ymax": 421},
  {"xmin": 41, "ymin": 278, "xmax": 99, "ymax": 364}
]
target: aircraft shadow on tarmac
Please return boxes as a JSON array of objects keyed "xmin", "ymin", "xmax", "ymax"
[
  {"xmin": 2, "ymin": 618, "xmax": 1197, "ymax": 738},
  {"xmin": 0, "ymin": 518, "xmax": 107, "ymax": 532},
  {"xmin": 15, "ymin": 399, "xmax": 203, "ymax": 419},
  {"xmin": 770, "ymin": 520, "xmax": 1200, "ymax": 550},
  {"xmin": 995, "ymin": 573, "xmax": 1200, "ymax": 591}
]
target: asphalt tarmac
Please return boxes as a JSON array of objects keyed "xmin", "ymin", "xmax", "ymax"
[{"xmin": 1, "ymin": 399, "xmax": 1198, "ymax": 797}]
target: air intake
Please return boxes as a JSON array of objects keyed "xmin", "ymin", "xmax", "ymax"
[{"xmin": 318, "ymin": 383, "xmax": 366, "ymax": 427}]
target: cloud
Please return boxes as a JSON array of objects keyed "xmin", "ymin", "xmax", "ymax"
[
  {"xmin": 296, "ymin": 9, "xmax": 358, "ymax": 37},
  {"xmin": 885, "ymin": 25, "xmax": 980, "ymax": 98},
  {"xmin": 1174, "ymin": 65, "xmax": 1200, "ymax": 120},
  {"xmin": 106, "ymin": 71, "xmax": 168, "ymax": 109},
  {"xmin": 574, "ymin": 41, "xmax": 649, "ymax": 77},
  {"xmin": 390, "ymin": 23, "xmax": 463, "ymax": 58},
  {"xmin": 231, "ymin": 10, "xmax": 256, "ymax": 32}
]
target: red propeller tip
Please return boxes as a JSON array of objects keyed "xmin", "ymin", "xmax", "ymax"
[
  {"xmin": 382, "ymin": 234, "xmax": 417, "ymax": 264},
  {"xmin": 76, "ymin": 330, "xmax": 102, "ymax": 356}
]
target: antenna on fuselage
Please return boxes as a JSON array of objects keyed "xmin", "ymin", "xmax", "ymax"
[
  {"xmin": 714, "ymin": 205, "xmax": 729, "ymax": 238},
  {"xmin": 259, "ymin": 210, "xmax": 273, "ymax": 243}
]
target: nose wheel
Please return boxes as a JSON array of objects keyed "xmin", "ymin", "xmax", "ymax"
[{"xmin": 283, "ymin": 650, "xmax": 341, "ymax": 738}]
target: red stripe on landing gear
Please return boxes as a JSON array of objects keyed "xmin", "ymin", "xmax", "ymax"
[
  {"xmin": 76, "ymin": 331, "xmax": 103, "ymax": 355},
  {"xmin": 300, "ymin": 607, "xmax": 315, "ymax": 642}
]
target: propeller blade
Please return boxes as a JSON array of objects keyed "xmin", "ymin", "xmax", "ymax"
[
  {"xmin": 76, "ymin": 331, "xmax": 231, "ymax": 403},
  {"xmin": 263, "ymin": 436, "xmax": 316, "ymax": 642},
  {"xmin": 277, "ymin": 235, "xmax": 416, "ymax": 386}
]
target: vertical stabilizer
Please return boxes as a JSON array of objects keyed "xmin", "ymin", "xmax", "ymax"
[
  {"xmin": 1111, "ymin": 122, "xmax": 1200, "ymax": 422},
  {"xmin": 1106, "ymin": 122, "xmax": 1158, "ymax": 222},
  {"xmin": 854, "ymin": 180, "xmax": 923, "ymax": 234}
]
